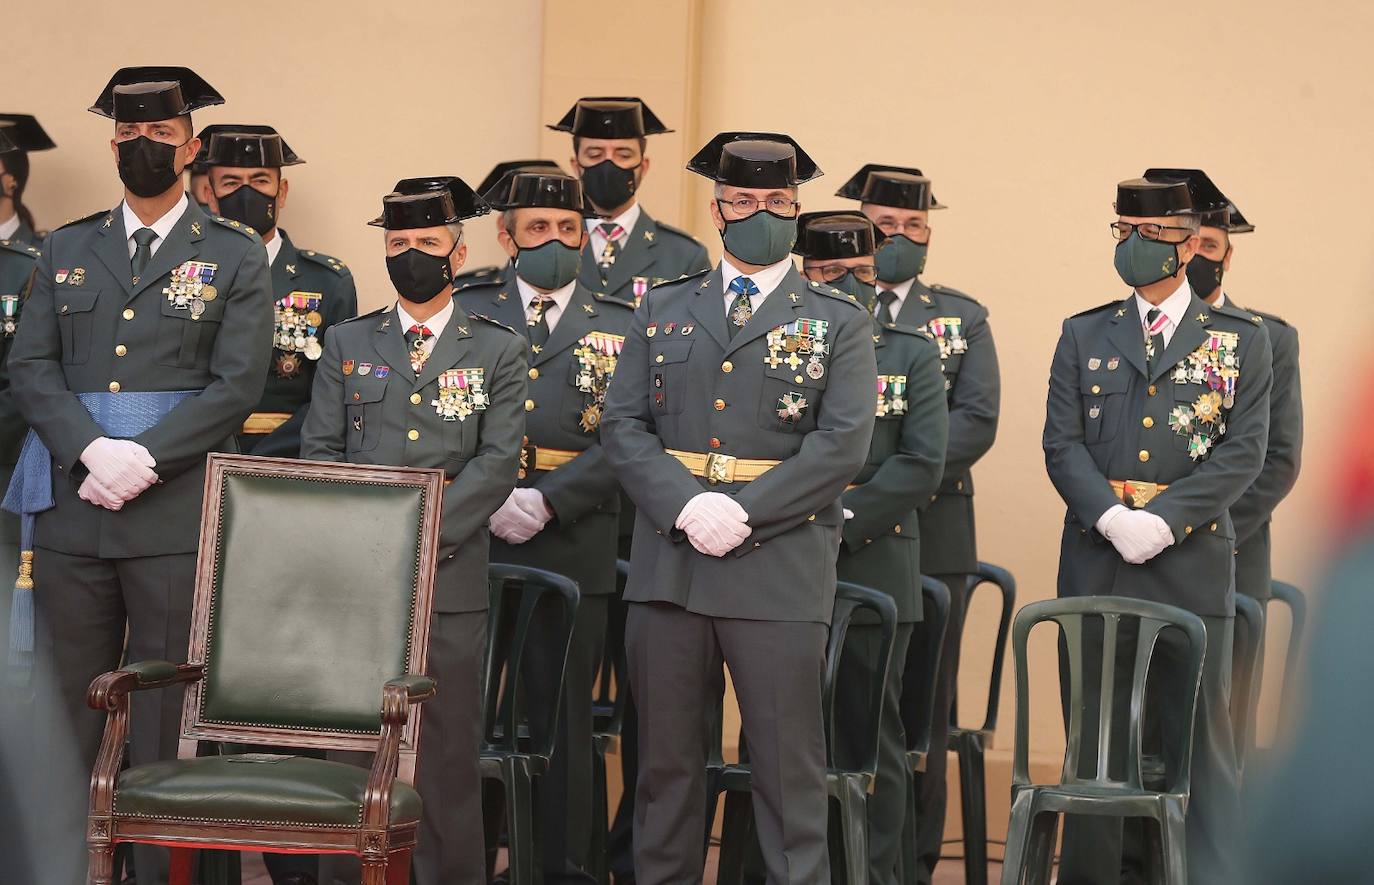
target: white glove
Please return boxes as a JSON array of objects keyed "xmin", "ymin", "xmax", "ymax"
[
  {"xmin": 80, "ymin": 437, "xmax": 157, "ymax": 502},
  {"xmin": 843, "ymin": 508, "xmax": 854, "ymax": 520},
  {"xmin": 77, "ymin": 474, "xmax": 125, "ymax": 511},
  {"xmin": 488, "ymin": 488, "xmax": 552, "ymax": 544},
  {"xmin": 676, "ymin": 492, "xmax": 750, "ymax": 557},
  {"xmin": 1100, "ymin": 506, "xmax": 1174, "ymax": 565}
]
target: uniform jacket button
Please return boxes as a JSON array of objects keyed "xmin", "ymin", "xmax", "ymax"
[
  {"xmin": 1138, "ymin": 450, "xmax": 1150, "ymax": 463},
  {"xmin": 123, "ymin": 308, "xmax": 135, "ymax": 320},
  {"xmin": 525, "ymin": 399, "xmax": 535, "ymax": 412},
  {"xmin": 721, "ymin": 361, "xmax": 733, "ymax": 373},
  {"xmin": 108, "ymin": 381, "xmax": 121, "ymax": 393},
  {"xmin": 407, "ymin": 429, "xmax": 420, "ymax": 440},
  {"xmin": 410, "ymin": 393, "xmax": 422, "ymax": 405}
]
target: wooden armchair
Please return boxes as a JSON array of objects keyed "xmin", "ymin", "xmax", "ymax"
[{"xmin": 84, "ymin": 455, "xmax": 445, "ymax": 885}]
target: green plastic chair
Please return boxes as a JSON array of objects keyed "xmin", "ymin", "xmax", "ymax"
[
  {"xmin": 947, "ymin": 562, "xmax": 1017, "ymax": 885},
  {"xmin": 711, "ymin": 582, "xmax": 899, "ymax": 885},
  {"xmin": 898, "ymin": 576, "xmax": 951, "ymax": 885},
  {"xmin": 1000, "ymin": 597, "xmax": 1207, "ymax": 885},
  {"xmin": 590, "ymin": 560, "xmax": 633, "ymax": 885},
  {"xmin": 481, "ymin": 563, "xmax": 580, "ymax": 885},
  {"xmin": 1267, "ymin": 581, "xmax": 1308, "ymax": 730},
  {"xmin": 1229, "ymin": 593, "xmax": 1266, "ymax": 767}
]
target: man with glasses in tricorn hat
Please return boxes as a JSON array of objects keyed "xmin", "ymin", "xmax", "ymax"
[
  {"xmin": 601, "ymin": 132, "xmax": 877, "ymax": 885},
  {"xmin": 1043, "ymin": 177, "xmax": 1273, "ymax": 884},
  {"xmin": 794, "ymin": 209, "xmax": 949, "ymax": 885},
  {"xmin": 303, "ymin": 176, "xmax": 527, "ymax": 885},
  {"xmin": 6, "ymin": 65, "xmax": 273, "ymax": 885},
  {"xmin": 457, "ymin": 168, "xmax": 635, "ymax": 885},
  {"xmin": 202, "ymin": 126, "xmax": 359, "ymax": 459}
]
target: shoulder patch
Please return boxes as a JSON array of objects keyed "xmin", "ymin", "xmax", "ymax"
[
  {"xmin": 336, "ymin": 305, "xmax": 388, "ymax": 326},
  {"xmin": 652, "ymin": 266, "xmax": 712, "ymax": 290},
  {"xmin": 468, "ymin": 312, "xmax": 519, "ymax": 336},
  {"xmin": 0, "ymin": 239, "xmax": 40, "ymax": 260},
  {"xmin": 299, "ymin": 248, "xmax": 350, "ymax": 276},
  {"xmin": 592, "ymin": 290, "xmax": 636, "ymax": 310},
  {"xmin": 1070, "ymin": 300, "xmax": 1122, "ymax": 319},
  {"xmin": 57, "ymin": 209, "xmax": 109, "ymax": 231},
  {"xmin": 929, "ymin": 283, "xmax": 982, "ymax": 306},
  {"xmin": 210, "ymin": 215, "xmax": 263, "ymax": 241}
]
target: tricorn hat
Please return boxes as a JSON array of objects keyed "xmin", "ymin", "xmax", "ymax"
[
  {"xmin": 0, "ymin": 114, "xmax": 55, "ymax": 152},
  {"xmin": 1143, "ymin": 167, "xmax": 1253, "ymax": 233},
  {"xmin": 836, "ymin": 163, "xmax": 945, "ymax": 210},
  {"xmin": 483, "ymin": 171, "xmax": 596, "ymax": 217},
  {"xmin": 88, "ymin": 66, "xmax": 224, "ymax": 121},
  {"xmin": 369, "ymin": 176, "xmax": 489, "ymax": 229},
  {"xmin": 686, "ymin": 132, "xmax": 821, "ymax": 188},
  {"xmin": 1114, "ymin": 178, "xmax": 1195, "ymax": 218},
  {"xmin": 792, "ymin": 210, "xmax": 886, "ymax": 259},
  {"xmin": 205, "ymin": 127, "xmax": 305, "ymax": 169},
  {"xmin": 476, "ymin": 160, "xmax": 565, "ymax": 201},
  {"xmin": 548, "ymin": 97, "xmax": 671, "ymax": 138}
]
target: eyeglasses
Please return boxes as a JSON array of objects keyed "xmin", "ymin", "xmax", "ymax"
[
  {"xmin": 805, "ymin": 263, "xmax": 879, "ymax": 284},
  {"xmin": 873, "ymin": 218, "xmax": 931, "ymax": 239},
  {"xmin": 1110, "ymin": 221, "xmax": 1194, "ymax": 244},
  {"xmin": 717, "ymin": 196, "xmax": 800, "ymax": 217}
]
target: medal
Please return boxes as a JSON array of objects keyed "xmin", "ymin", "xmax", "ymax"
[
  {"xmin": 359, "ymin": 362, "xmax": 372, "ymax": 376},
  {"xmin": 806, "ymin": 358, "xmax": 825, "ymax": 380},
  {"xmin": 304, "ymin": 338, "xmax": 323, "ymax": 361},
  {"xmin": 776, "ymin": 392, "xmax": 809, "ymax": 422},
  {"xmin": 342, "ymin": 359, "xmax": 355, "ymax": 376},
  {"xmin": 70, "ymin": 268, "xmax": 86, "ymax": 287},
  {"xmin": 1088, "ymin": 358, "xmax": 1101, "ymax": 371},
  {"xmin": 375, "ymin": 366, "xmax": 391, "ymax": 379},
  {"xmin": 1107, "ymin": 357, "xmax": 1120, "ymax": 371},
  {"xmin": 663, "ymin": 322, "xmax": 676, "ymax": 335},
  {"xmin": 580, "ymin": 402, "xmax": 602, "ymax": 433},
  {"xmin": 647, "ymin": 323, "xmax": 657, "ymax": 338},
  {"xmin": 681, "ymin": 323, "xmax": 694, "ymax": 335},
  {"xmin": 200, "ymin": 284, "xmax": 217, "ymax": 302},
  {"xmin": 433, "ymin": 368, "xmax": 488, "ymax": 421},
  {"xmin": 305, "ymin": 310, "xmax": 323, "ymax": 327},
  {"xmin": 273, "ymin": 351, "xmax": 301, "ymax": 378},
  {"xmin": 1, "ymin": 295, "xmax": 18, "ymax": 338}
]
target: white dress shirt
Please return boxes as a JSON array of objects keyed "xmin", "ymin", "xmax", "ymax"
[
  {"xmin": 1133, "ymin": 277, "xmax": 1193, "ymax": 347},
  {"xmin": 587, "ymin": 202, "xmax": 642, "ymax": 256},
  {"xmin": 720, "ymin": 255, "xmax": 794, "ymax": 315},
  {"xmin": 0, "ymin": 214, "xmax": 19, "ymax": 241},
  {"xmin": 264, "ymin": 229, "xmax": 284, "ymax": 266},
  {"xmin": 517, "ymin": 276, "xmax": 577, "ymax": 333},
  {"xmin": 396, "ymin": 298, "xmax": 455, "ymax": 358},
  {"xmin": 121, "ymin": 193, "xmax": 189, "ymax": 260},
  {"xmin": 874, "ymin": 276, "xmax": 916, "ymax": 319}
]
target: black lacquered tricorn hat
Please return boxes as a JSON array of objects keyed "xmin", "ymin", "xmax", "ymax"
[
  {"xmin": 0, "ymin": 114, "xmax": 55, "ymax": 152},
  {"xmin": 205, "ymin": 126, "xmax": 304, "ymax": 169},
  {"xmin": 1114, "ymin": 178, "xmax": 1195, "ymax": 217},
  {"xmin": 0, "ymin": 127, "xmax": 15, "ymax": 155},
  {"xmin": 476, "ymin": 160, "xmax": 565, "ymax": 200},
  {"xmin": 687, "ymin": 132, "xmax": 822, "ymax": 188},
  {"xmin": 483, "ymin": 170, "xmax": 596, "ymax": 217},
  {"xmin": 792, "ymin": 210, "xmax": 886, "ymax": 259},
  {"xmin": 1143, "ymin": 167, "xmax": 1253, "ymax": 233},
  {"xmin": 836, "ymin": 163, "xmax": 945, "ymax": 210},
  {"xmin": 369, "ymin": 176, "xmax": 489, "ymax": 229},
  {"xmin": 88, "ymin": 66, "xmax": 224, "ymax": 121},
  {"xmin": 548, "ymin": 97, "xmax": 672, "ymax": 138}
]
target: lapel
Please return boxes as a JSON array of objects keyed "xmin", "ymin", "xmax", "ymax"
[
  {"xmin": 724, "ymin": 265, "xmax": 808, "ymax": 358},
  {"xmin": 271, "ymin": 230, "xmax": 301, "ymax": 295},
  {"xmin": 532, "ymin": 282, "xmax": 598, "ymax": 368},
  {"xmin": 600, "ymin": 211, "xmax": 658, "ymax": 295},
  {"xmin": 688, "ymin": 266, "xmax": 731, "ymax": 352},
  {"xmin": 1106, "ymin": 296, "xmax": 1148, "ymax": 378},
  {"xmin": 128, "ymin": 201, "xmax": 207, "ymax": 303},
  {"xmin": 415, "ymin": 312, "xmax": 474, "ymax": 390},
  {"xmin": 893, "ymin": 278, "xmax": 936, "ymax": 327},
  {"xmin": 478, "ymin": 277, "xmax": 527, "ymax": 334},
  {"xmin": 372, "ymin": 308, "xmax": 413, "ymax": 382},
  {"xmin": 1149, "ymin": 293, "xmax": 1211, "ymax": 384},
  {"xmin": 93, "ymin": 205, "xmax": 132, "ymax": 298}
]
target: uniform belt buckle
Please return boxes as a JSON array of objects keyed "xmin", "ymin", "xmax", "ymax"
[
  {"xmin": 1124, "ymin": 480, "xmax": 1161, "ymax": 508},
  {"xmin": 705, "ymin": 452, "xmax": 737, "ymax": 484}
]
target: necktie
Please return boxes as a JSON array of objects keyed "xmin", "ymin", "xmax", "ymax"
[
  {"xmin": 876, "ymin": 289, "xmax": 899, "ymax": 324},
  {"xmin": 598, "ymin": 222, "xmax": 623, "ymax": 271},
  {"xmin": 404, "ymin": 324, "xmax": 433, "ymax": 374},
  {"xmin": 131, "ymin": 227, "xmax": 157, "ymax": 283},
  {"xmin": 527, "ymin": 296, "xmax": 554, "ymax": 351},
  {"xmin": 1144, "ymin": 307, "xmax": 1168, "ymax": 369},
  {"xmin": 727, "ymin": 276, "xmax": 759, "ymax": 338}
]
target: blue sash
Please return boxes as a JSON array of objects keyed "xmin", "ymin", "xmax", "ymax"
[{"xmin": 1, "ymin": 390, "xmax": 194, "ymax": 670}]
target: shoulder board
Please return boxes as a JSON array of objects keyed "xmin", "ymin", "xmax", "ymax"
[
  {"xmin": 651, "ymin": 220, "xmax": 701, "ymax": 242},
  {"xmin": 209, "ymin": 215, "xmax": 263, "ymax": 240},
  {"xmin": 882, "ymin": 321, "xmax": 931, "ymax": 339},
  {"xmin": 1070, "ymin": 300, "xmax": 1121, "ymax": 320},
  {"xmin": 592, "ymin": 290, "xmax": 636, "ymax": 310},
  {"xmin": 651, "ymin": 266, "xmax": 712, "ymax": 290},
  {"xmin": 928, "ymin": 283, "xmax": 982, "ymax": 305},
  {"xmin": 298, "ymin": 248, "xmax": 350, "ymax": 276},
  {"xmin": 453, "ymin": 265, "xmax": 502, "ymax": 285},
  {"xmin": 57, "ymin": 209, "xmax": 110, "ymax": 231},
  {"xmin": 468, "ymin": 312, "xmax": 519, "ymax": 336},
  {"xmin": 1209, "ymin": 302, "xmax": 1258, "ymax": 325},
  {"xmin": 0, "ymin": 239, "xmax": 40, "ymax": 260},
  {"xmin": 336, "ymin": 305, "xmax": 389, "ymax": 326},
  {"xmin": 1242, "ymin": 305, "xmax": 1290, "ymax": 328},
  {"xmin": 807, "ymin": 279, "xmax": 866, "ymax": 310}
]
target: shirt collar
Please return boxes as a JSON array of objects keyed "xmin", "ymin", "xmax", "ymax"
[
  {"xmin": 516, "ymin": 275, "xmax": 577, "ymax": 315},
  {"xmin": 264, "ymin": 230, "xmax": 284, "ymax": 266},
  {"xmin": 587, "ymin": 201, "xmax": 641, "ymax": 239},
  {"xmin": 0, "ymin": 214, "xmax": 19, "ymax": 241},
  {"xmin": 1134, "ymin": 277, "xmax": 1193, "ymax": 329},
  {"xmin": 1213, "ymin": 291, "xmax": 1227, "ymax": 308},
  {"xmin": 121, "ymin": 193, "xmax": 189, "ymax": 245},
  {"xmin": 877, "ymin": 277, "xmax": 916, "ymax": 309},
  {"xmin": 395, "ymin": 297, "xmax": 455, "ymax": 339},
  {"xmin": 720, "ymin": 254, "xmax": 794, "ymax": 301}
]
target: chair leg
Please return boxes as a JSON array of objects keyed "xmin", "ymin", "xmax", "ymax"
[
  {"xmin": 386, "ymin": 848, "xmax": 413, "ymax": 885},
  {"xmin": 998, "ymin": 791, "xmax": 1038, "ymax": 885},
  {"xmin": 835, "ymin": 776, "xmax": 870, "ymax": 885},
  {"xmin": 958, "ymin": 733, "xmax": 989, "ymax": 885},
  {"xmin": 716, "ymin": 790, "xmax": 752, "ymax": 885},
  {"xmin": 704, "ymin": 766, "xmax": 723, "ymax": 862},
  {"xmin": 592, "ymin": 745, "xmax": 609, "ymax": 885},
  {"xmin": 169, "ymin": 847, "xmax": 196, "ymax": 885},
  {"xmin": 198, "ymin": 847, "xmax": 242, "ymax": 885},
  {"xmin": 1159, "ymin": 799, "xmax": 1189, "ymax": 885},
  {"xmin": 505, "ymin": 758, "xmax": 538, "ymax": 885},
  {"xmin": 87, "ymin": 841, "xmax": 116, "ymax": 885},
  {"xmin": 1023, "ymin": 809, "xmax": 1058, "ymax": 885},
  {"xmin": 361, "ymin": 857, "xmax": 387, "ymax": 885},
  {"xmin": 899, "ymin": 764, "xmax": 918, "ymax": 885}
]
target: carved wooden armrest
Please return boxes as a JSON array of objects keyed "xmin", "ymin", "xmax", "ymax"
[{"xmin": 362, "ymin": 675, "xmax": 438, "ymax": 829}]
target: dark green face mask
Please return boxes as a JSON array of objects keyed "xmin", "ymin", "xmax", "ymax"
[
  {"xmin": 875, "ymin": 235, "xmax": 928, "ymax": 284},
  {"xmin": 517, "ymin": 238, "xmax": 583, "ymax": 290},
  {"xmin": 1186, "ymin": 252, "xmax": 1226, "ymax": 297},
  {"xmin": 826, "ymin": 270, "xmax": 876, "ymax": 306},
  {"xmin": 1114, "ymin": 230, "xmax": 1182, "ymax": 288},
  {"xmin": 717, "ymin": 204, "xmax": 797, "ymax": 265}
]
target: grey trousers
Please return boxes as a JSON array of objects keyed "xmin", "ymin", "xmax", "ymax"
[{"xmin": 626, "ymin": 602, "xmax": 829, "ymax": 885}]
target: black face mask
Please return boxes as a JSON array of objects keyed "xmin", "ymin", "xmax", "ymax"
[
  {"xmin": 580, "ymin": 160, "xmax": 639, "ymax": 212},
  {"xmin": 1186, "ymin": 251, "xmax": 1227, "ymax": 297},
  {"xmin": 386, "ymin": 247, "xmax": 453, "ymax": 304},
  {"xmin": 217, "ymin": 183, "xmax": 278, "ymax": 235},
  {"xmin": 117, "ymin": 136, "xmax": 185, "ymax": 198}
]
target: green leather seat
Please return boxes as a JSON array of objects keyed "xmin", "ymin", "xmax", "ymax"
[{"xmin": 113, "ymin": 754, "xmax": 422, "ymax": 827}]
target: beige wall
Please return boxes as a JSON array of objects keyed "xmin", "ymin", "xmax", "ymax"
[{"xmin": 12, "ymin": 2, "xmax": 546, "ymax": 311}]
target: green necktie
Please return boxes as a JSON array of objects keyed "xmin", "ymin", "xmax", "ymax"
[{"xmin": 131, "ymin": 227, "xmax": 157, "ymax": 283}]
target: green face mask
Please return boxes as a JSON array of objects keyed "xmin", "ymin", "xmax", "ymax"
[
  {"xmin": 717, "ymin": 204, "xmax": 797, "ymax": 265},
  {"xmin": 826, "ymin": 270, "xmax": 876, "ymax": 306},
  {"xmin": 1113, "ymin": 231, "xmax": 1181, "ymax": 288},
  {"xmin": 875, "ymin": 235, "xmax": 928, "ymax": 284},
  {"xmin": 517, "ymin": 239, "xmax": 583, "ymax": 290}
]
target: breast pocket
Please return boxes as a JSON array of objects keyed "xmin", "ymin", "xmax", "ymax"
[
  {"xmin": 1081, "ymin": 370, "xmax": 1131, "ymax": 444},
  {"xmin": 55, "ymin": 289, "xmax": 100, "ymax": 366},
  {"xmin": 155, "ymin": 295, "xmax": 226, "ymax": 369},
  {"xmin": 345, "ymin": 377, "xmax": 389, "ymax": 453},
  {"xmin": 649, "ymin": 339, "xmax": 694, "ymax": 417}
]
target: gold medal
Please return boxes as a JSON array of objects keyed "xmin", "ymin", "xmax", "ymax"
[
  {"xmin": 274, "ymin": 351, "xmax": 302, "ymax": 379},
  {"xmin": 579, "ymin": 402, "xmax": 602, "ymax": 433},
  {"xmin": 200, "ymin": 284, "xmax": 217, "ymax": 302},
  {"xmin": 305, "ymin": 310, "xmax": 323, "ymax": 327}
]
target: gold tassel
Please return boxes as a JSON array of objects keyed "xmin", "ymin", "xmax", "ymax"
[{"xmin": 15, "ymin": 550, "xmax": 33, "ymax": 591}]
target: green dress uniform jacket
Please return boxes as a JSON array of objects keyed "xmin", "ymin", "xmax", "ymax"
[
  {"xmin": 300, "ymin": 304, "xmax": 527, "ymax": 613},
  {"xmin": 452, "ymin": 262, "xmax": 509, "ymax": 291},
  {"xmin": 895, "ymin": 279, "xmax": 999, "ymax": 576},
  {"xmin": 580, "ymin": 209, "xmax": 711, "ymax": 306},
  {"xmin": 839, "ymin": 319, "xmax": 948, "ymax": 621},
  {"xmin": 1043, "ymin": 290, "xmax": 1274, "ymax": 617},
  {"xmin": 239, "ymin": 231, "xmax": 358, "ymax": 457},
  {"xmin": 456, "ymin": 279, "xmax": 634, "ymax": 598},
  {"xmin": 9, "ymin": 219, "xmax": 41, "ymax": 249},
  {"xmin": 8, "ymin": 201, "xmax": 274, "ymax": 558},
  {"xmin": 0, "ymin": 239, "xmax": 39, "ymax": 608},
  {"xmin": 601, "ymin": 264, "xmax": 878, "ymax": 624}
]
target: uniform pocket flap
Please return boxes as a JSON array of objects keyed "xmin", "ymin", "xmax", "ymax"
[
  {"xmin": 1080, "ymin": 371, "xmax": 1130, "ymax": 395},
  {"xmin": 650, "ymin": 339, "xmax": 694, "ymax": 365},
  {"xmin": 345, "ymin": 378, "xmax": 388, "ymax": 404},
  {"xmin": 55, "ymin": 289, "xmax": 99, "ymax": 315}
]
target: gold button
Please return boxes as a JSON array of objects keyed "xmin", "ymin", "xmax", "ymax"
[
  {"xmin": 807, "ymin": 514, "xmax": 816, "ymax": 522},
  {"xmin": 114, "ymin": 345, "xmax": 127, "ymax": 357},
  {"xmin": 714, "ymin": 399, "xmax": 726, "ymax": 411},
  {"xmin": 1185, "ymin": 525, "xmax": 1193, "ymax": 535},
  {"xmin": 1091, "ymin": 384, "xmax": 1101, "ymax": 394},
  {"xmin": 709, "ymin": 437, "xmax": 721, "ymax": 449},
  {"xmin": 1138, "ymin": 450, "xmax": 1150, "ymax": 463},
  {"xmin": 528, "ymin": 368, "xmax": 539, "ymax": 380},
  {"xmin": 108, "ymin": 381, "xmax": 121, "ymax": 393},
  {"xmin": 894, "ymin": 524, "xmax": 902, "ymax": 534},
  {"xmin": 1142, "ymin": 416, "xmax": 1154, "ymax": 428},
  {"xmin": 795, "ymin": 375, "xmax": 804, "ymax": 384},
  {"xmin": 353, "ymin": 392, "xmax": 361, "ymax": 401},
  {"xmin": 122, "ymin": 308, "xmax": 135, "ymax": 320},
  {"xmin": 525, "ymin": 399, "xmax": 535, "ymax": 412},
  {"xmin": 1211, "ymin": 522, "xmax": 1218, "ymax": 532},
  {"xmin": 956, "ymin": 480, "xmax": 964, "ymax": 491},
  {"xmin": 410, "ymin": 393, "xmax": 422, "ymax": 405},
  {"xmin": 407, "ymin": 429, "xmax": 419, "ymax": 441},
  {"xmin": 721, "ymin": 361, "xmax": 733, "ymax": 373},
  {"xmin": 656, "ymin": 354, "xmax": 665, "ymax": 364},
  {"xmin": 1148, "ymin": 385, "xmax": 1157, "ymax": 397}
]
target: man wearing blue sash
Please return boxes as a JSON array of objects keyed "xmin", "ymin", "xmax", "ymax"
[{"xmin": 5, "ymin": 66, "xmax": 272, "ymax": 885}]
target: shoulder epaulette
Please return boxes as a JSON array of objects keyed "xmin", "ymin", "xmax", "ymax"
[
  {"xmin": 1210, "ymin": 301, "xmax": 1258, "ymax": 325},
  {"xmin": 469, "ymin": 312, "xmax": 519, "ymax": 336},
  {"xmin": 807, "ymin": 279, "xmax": 866, "ymax": 310},
  {"xmin": 882, "ymin": 321, "xmax": 931, "ymax": 339},
  {"xmin": 210, "ymin": 215, "xmax": 263, "ymax": 241},
  {"xmin": 336, "ymin": 305, "xmax": 388, "ymax": 326},
  {"xmin": 652, "ymin": 266, "xmax": 711, "ymax": 290},
  {"xmin": 929, "ymin": 283, "xmax": 982, "ymax": 306},
  {"xmin": 1242, "ymin": 305, "xmax": 1290, "ymax": 328},
  {"xmin": 1070, "ymin": 300, "xmax": 1122, "ymax": 319},
  {"xmin": 453, "ymin": 265, "xmax": 502, "ymax": 288},
  {"xmin": 0, "ymin": 239, "xmax": 40, "ymax": 259},
  {"xmin": 651, "ymin": 220, "xmax": 701, "ymax": 243},
  {"xmin": 592, "ymin": 290, "xmax": 636, "ymax": 309},
  {"xmin": 298, "ymin": 248, "xmax": 350, "ymax": 276},
  {"xmin": 57, "ymin": 209, "xmax": 108, "ymax": 231}
]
